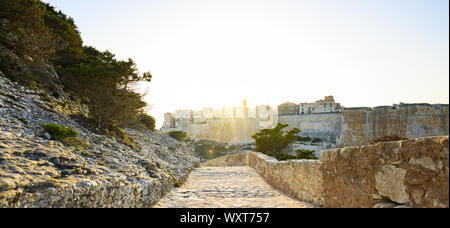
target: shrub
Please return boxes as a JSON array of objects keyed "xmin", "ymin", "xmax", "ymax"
[
  {"xmin": 270, "ymin": 149, "xmax": 317, "ymax": 161},
  {"xmin": 139, "ymin": 113, "xmax": 156, "ymax": 131},
  {"xmin": 252, "ymin": 123, "xmax": 300, "ymax": 158},
  {"xmin": 42, "ymin": 123, "xmax": 78, "ymax": 140},
  {"xmin": 1, "ymin": 0, "xmax": 153, "ymax": 136},
  {"xmin": 61, "ymin": 137, "xmax": 92, "ymax": 152},
  {"xmin": 168, "ymin": 131, "xmax": 187, "ymax": 142},
  {"xmin": 107, "ymin": 125, "xmax": 138, "ymax": 149},
  {"xmin": 312, "ymin": 137, "xmax": 322, "ymax": 143},
  {"xmin": 297, "ymin": 136, "xmax": 312, "ymax": 142},
  {"xmin": 295, "ymin": 149, "xmax": 317, "ymax": 160}
]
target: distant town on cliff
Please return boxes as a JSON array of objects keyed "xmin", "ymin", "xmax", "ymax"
[{"xmin": 162, "ymin": 96, "xmax": 449, "ymax": 147}]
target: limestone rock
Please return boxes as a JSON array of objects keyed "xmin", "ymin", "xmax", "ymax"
[
  {"xmin": 375, "ymin": 165, "xmax": 409, "ymax": 204},
  {"xmin": 0, "ymin": 73, "xmax": 201, "ymax": 208},
  {"xmin": 409, "ymin": 156, "xmax": 437, "ymax": 171},
  {"xmin": 373, "ymin": 202, "xmax": 398, "ymax": 208}
]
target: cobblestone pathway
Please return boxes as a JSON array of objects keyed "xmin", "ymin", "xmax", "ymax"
[{"xmin": 154, "ymin": 166, "xmax": 316, "ymax": 208}]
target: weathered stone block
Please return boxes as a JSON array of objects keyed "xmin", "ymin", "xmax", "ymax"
[{"xmin": 375, "ymin": 165, "xmax": 409, "ymax": 204}]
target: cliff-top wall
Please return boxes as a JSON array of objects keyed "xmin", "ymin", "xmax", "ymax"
[
  {"xmin": 338, "ymin": 104, "xmax": 449, "ymax": 147},
  {"xmin": 278, "ymin": 104, "xmax": 448, "ymax": 147},
  {"xmin": 278, "ymin": 113, "xmax": 342, "ymax": 143}
]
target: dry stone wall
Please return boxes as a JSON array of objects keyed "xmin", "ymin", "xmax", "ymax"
[
  {"xmin": 321, "ymin": 136, "xmax": 449, "ymax": 208},
  {"xmin": 246, "ymin": 152, "xmax": 324, "ymax": 206},
  {"xmin": 202, "ymin": 152, "xmax": 324, "ymax": 206},
  {"xmin": 203, "ymin": 136, "xmax": 449, "ymax": 208}
]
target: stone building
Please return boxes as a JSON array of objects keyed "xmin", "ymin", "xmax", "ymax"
[
  {"xmin": 299, "ymin": 96, "xmax": 342, "ymax": 114},
  {"xmin": 161, "ymin": 100, "xmax": 278, "ymax": 142},
  {"xmin": 162, "ymin": 113, "xmax": 176, "ymax": 129},
  {"xmin": 278, "ymin": 102, "xmax": 299, "ymax": 115}
]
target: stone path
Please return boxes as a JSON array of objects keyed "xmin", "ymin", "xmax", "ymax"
[{"xmin": 153, "ymin": 166, "xmax": 316, "ymax": 208}]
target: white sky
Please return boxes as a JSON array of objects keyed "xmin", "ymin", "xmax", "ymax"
[{"xmin": 43, "ymin": 0, "xmax": 449, "ymax": 128}]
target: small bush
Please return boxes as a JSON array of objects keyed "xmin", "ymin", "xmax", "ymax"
[
  {"xmin": 139, "ymin": 113, "xmax": 156, "ymax": 131},
  {"xmin": 295, "ymin": 149, "xmax": 318, "ymax": 160},
  {"xmin": 61, "ymin": 137, "xmax": 92, "ymax": 152},
  {"xmin": 42, "ymin": 123, "xmax": 78, "ymax": 140},
  {"xmin": 297, "ymin": 136, "xmax": 312, "ymax": 142},
  {"xmin": 311, "ymin": 137, "xmax": 322, "ymax": 143},
  {"xmin": 168, "ymin": 131, "xmax": 187, "ymax": 142},
  {"xmin": 108, "ymin": 126, "xmax": 138, "ymax": 149},
  {"xmin": 273, "ymin": 149, "xmax": 317, "ymax": 161},
  {"xmin": 252, "ymin": 123, "xmax": 300, "ymax": 158}
]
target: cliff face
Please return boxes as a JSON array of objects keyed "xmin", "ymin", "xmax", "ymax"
[
  {"xmin": 338, "ymin": 105, "xmax": 449, "ymax": 147},
  {"xmin": 0, "ymin": 72, "xmax": 200, "ymax": 208},
  {"xmin": 278, "ymin": 113, "xmax": 342, "ymax": 143}
]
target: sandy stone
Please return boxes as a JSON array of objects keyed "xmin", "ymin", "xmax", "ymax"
[
  {"xmin": 409, "ymin": 156, "xmax": 437, "ymax": 171},
  {"xmin": 375, "ymin": 165, "xmax": 409, "ymax": 204}
]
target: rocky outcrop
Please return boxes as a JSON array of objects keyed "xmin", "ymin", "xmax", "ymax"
[{"xmin": 0, "ymin": 72, "xmax": 200, "ymax": 207}]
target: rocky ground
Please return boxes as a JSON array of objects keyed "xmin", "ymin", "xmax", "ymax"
[
  {"xmin": 0, "ymin": 71, "xmax": 200, "ymax": 207},
  {"xmin": 154, "ymin": 166, "xmax": 316, "ymax": 208}
]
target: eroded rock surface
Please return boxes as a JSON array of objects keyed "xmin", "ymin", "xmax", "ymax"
[{"xmin": 0, "ymin": 73, "xmax": 200, "ymax": 207}]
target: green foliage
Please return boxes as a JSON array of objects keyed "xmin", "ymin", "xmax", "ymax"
[
  {"xmin": 2, "ymin": 0, "xmax": 155, "ymax": 146},
  {"xmin": 312, "ymin": 138, "xmax": 322, "ymax": 143},
  {"xmin": 265, "ymin": 149, "xmax": 317, "ymax": 161},
  {"xmin": 139, "ymin": 113, "xmax": 156, "ymax": 131},
  {"xmin": 61, "ymin": 137, "xmax": 92, "ymax": 152},
  {"xmin": 107, "ymin": 125, "xmax": 138, "ymax": 149},
  {"xmin": 60, "ymin": 46, "xmax": 152, "ymax": 130},
  {"xmin": 252, "ymin": 123, "xmax": 300, "ymax": 159},
  {"xmin": 0, "ymin": 0, "xmax": 51, "ymax": 58},
  {"xmin": 96, "ymin": 160, "xmax": 106, "ymax": 167},
  {"xmin": 0, "ymin": 0, "xmax": 82, "ymax": 60},
  {"xmin": 297, "ymin": 136, "xmax": 312, "ymax": 142},
  {"xmin": 168, "ymin": 131, "xmax": 187, "ymax": 142},
  {"xmin": 42, "ymin": 123, "xmax": 78, "ymax": 140},
  {"xmin": 295, "ymin": 149, "xmax": 318, "ymax": 160}
]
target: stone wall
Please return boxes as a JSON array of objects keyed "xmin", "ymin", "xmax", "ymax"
[
  {"xmin": 278, "ymin": 113, "xmax": 342, "ymax": 143},
  {"xmin": 201, "ymin": 153, "xmax": 248, "ymax": 167},
  {"xmin": 321, "ymin": 136, "xmax": 449, "ymax": 208},
  {"xmin": 338, "ymin": 105, "xmax": 449, "ymax": 147},
  {"xmin": 202, "ymin": 152, "xmax": 324, "ymax": 206},
  {"xmin": 247, "ymin": 152, "xmax": 324, "ymax": 206},
  {"xmin": 202, "ymin": 136, "xmax": 449, "ymax": 208}
]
